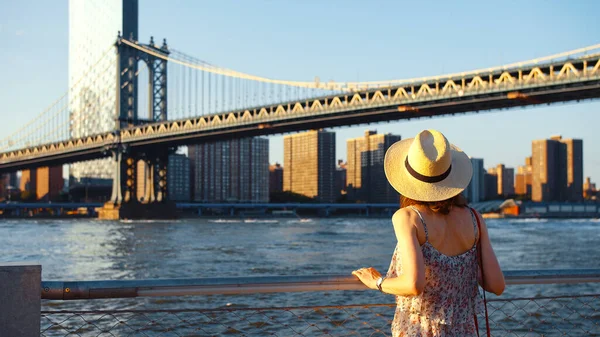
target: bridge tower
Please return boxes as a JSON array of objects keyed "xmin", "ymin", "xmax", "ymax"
[{"xmin": 99, "ymin": 35, "xmax": 175, "ymax": 220}]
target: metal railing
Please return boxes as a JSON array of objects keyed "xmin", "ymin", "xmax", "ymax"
[
  {"xmin": 41, "ymin": 269, "xmax": 600, "ymax": 300},
  {"xmin": 41, "ymin": 269, "xmax": 600, "ymax": 336}
]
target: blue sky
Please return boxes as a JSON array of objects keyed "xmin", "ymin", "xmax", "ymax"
[{"xmin": 1, "ymin": 0, "xmax": 600, "ymax": 181}]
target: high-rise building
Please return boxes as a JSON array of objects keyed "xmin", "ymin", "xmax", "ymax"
[
  {"xmin": 20, "ymin": 169, "xmax": 37, "ymax": 198},
  {"xmin": 584, "ymin": 177, "xmax": 596, "ymax": 199},
  {"xmin": 4, "ymin": 172, "xmax": 18, "ymax": 188},
  {"xmin": 283, "ymin": 130, "xmax": 335, "ymax": 203},
  {"xmin": 490, "ymin": 164, "xmax": 514, "ymax": 197},
  {"xmin": 190, "ymin": 138, "xmax": 269, "ymax": 203},
  {"xmin": 525, "ymin": 157, "xmax": 533, "ymax": 194},
  {"xmin": 484, "ymin": 172, "xmax": 498, "ymax": 200},
  {"xmin": 346, "ymin": 130, "xmax": 401, "ymax": 203},
  {"xmin": 346, "ymin": 137, "xmax": 361, "ymax": 200},
  {"xmin": 503, "ymin": 167, "xmax": 515, "ymax": 197},
  {"xmin": 562, "ymin": 138, "xmax": 583, "ymax": 201},
  {"xmin": 531, "ymin": 136, "xmax": 583, "ymax": 202},
  {"xmin": 465, "ymin": 158, "xmax": 485, "ymax": 203},
  {"xmin": 68, "ymin": 0, "xmax": 138, "ymax": 182},
  {"xmin": 532, "ymin": 138, "xmax": 567, "ymax": 202},
  {"xmin": 335, "ymin": 160, "xmax": 347, "ymax": 200},
  {"xmin": 269, "ymin": 163, "xmax": 284, "ymax": 194},
  {"xmin": 0, "ymin": 173, "xmax": 19, "ymax": 199},
  {"xmin": 515, "ymin": 159, "xmax": 533, "ymax": 197},
  {"xmin": 36, "ymin": 166, "xmax": 64, "ymax": 201},
  {"xmin": 515, "ymin": 170, "xmax": 526, "ymax": 196},
  {"xmin": 167, "ymin": 154, "xmax": 191, "ymax": 202},
  {"xmin": 0, "ymin": 175, "xmax": 6, "ymax": 200}
]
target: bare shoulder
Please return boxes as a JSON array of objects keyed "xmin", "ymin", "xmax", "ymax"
[{"xmin": 391, "ymin": 208, "xmax": 419, "ymax": 236}]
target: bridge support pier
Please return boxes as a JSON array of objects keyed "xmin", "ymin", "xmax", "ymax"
[
  {"xmin": 143, "ymin": 156, "xmax": 156, "ymax": 203},
  {"xmin": 155, "ymin": 148, "xmax": 169, "ymax": 202},
  {"xmin": 98, "ymin": 146, "xmax": 176, "ymax": 220}
]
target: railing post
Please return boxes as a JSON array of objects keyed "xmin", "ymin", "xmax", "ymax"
[{"xmin": 0, "ymin": 262, "xmax": 41, "ymax": 336}]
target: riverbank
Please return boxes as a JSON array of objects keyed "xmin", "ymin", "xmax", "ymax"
[{"xmin": 1, "ymin": 200, "xmax": 598, "ymax": 220}]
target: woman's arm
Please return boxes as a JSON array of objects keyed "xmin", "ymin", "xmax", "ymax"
[
  {"xmin": 352, "ymin": 209, "xmax": 425, "ymax": 296},
  {"xmin": 475, "ymin": 210, "xmax": 505, "ymax": 295}
]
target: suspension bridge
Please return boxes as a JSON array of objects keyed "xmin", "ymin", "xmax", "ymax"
[{"xmin": 1, "ymin": 35, "xmax": 599, "ymax": 218}]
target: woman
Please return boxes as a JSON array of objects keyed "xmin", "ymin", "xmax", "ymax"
[{"xmin": 353, "ymin": 129, "xmax": 505, "ymax": 337}]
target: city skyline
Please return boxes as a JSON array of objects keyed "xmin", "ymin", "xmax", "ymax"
[
  {"xmin": 1, "ymin": 1, "xmax": 600, "ymax": 180},
  {"xmin": 0, "ymin": 130, "xmax": 595, "ymax": 203},
  {"xmin": 269, "ymin": 132, "xmax": 594, "ymax": 184}
]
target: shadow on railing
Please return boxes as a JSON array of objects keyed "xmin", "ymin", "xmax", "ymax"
[{"xmin": 40, "ymin": 269, "xmax": 600, "ymax": 336}]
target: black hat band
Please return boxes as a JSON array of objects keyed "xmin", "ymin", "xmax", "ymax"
[{"xmin": 405, "ymin": 157, "xmax": 452, "ymax": 183}]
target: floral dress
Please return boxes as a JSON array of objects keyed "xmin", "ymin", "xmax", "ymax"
[{"xmin": 387, "ymin": 206, "xmax": 484, "ymax": 337}]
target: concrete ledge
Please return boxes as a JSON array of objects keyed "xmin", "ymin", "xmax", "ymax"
[{"xmin": 0, "ymin": 262, "xmax": 41, "ymax": 337}]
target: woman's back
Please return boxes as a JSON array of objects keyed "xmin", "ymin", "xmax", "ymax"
[
  {"xmin": 414, "ymin": 205, "xmax": 478, "ymax": 256},
  {"xmin": 387, "ymin": 206, "xmax": 484, "ymax": 337}
]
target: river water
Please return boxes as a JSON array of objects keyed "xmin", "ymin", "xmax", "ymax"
[{"xmin": 3, "ymin": 216, "xmax": 599, "ymax": 335}]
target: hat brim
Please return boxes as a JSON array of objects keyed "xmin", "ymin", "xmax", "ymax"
[{"xmin": 384, "ymin": 138, "xmax": 472, "ymax": 202}]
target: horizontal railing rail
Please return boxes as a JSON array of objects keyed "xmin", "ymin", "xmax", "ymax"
[{"xmin": 42, "ymin": 269, "xmax": 600, "ymax": 300}]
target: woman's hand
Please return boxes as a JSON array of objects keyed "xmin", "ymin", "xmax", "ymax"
[{"xmin": 352, "ymin": 267, "xmax": 382, "ymax": 290}]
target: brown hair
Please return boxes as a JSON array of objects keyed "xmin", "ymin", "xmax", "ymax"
[{"xmin": 400, "ymin": 193, "xmax": 468, "ymax": 215}]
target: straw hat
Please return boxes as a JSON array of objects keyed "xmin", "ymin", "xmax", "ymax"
[{"xmin": 384, "ymin": 129, "xmax": 472, "ymax": 202}]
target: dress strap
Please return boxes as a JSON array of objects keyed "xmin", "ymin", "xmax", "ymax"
[
  {"xmin": 409, "ymin": 206, "xmax": 428, "ymax": 243},
  {"xmin": 469, "ymin": 207, "xmax": 479, "ymax": 248}
]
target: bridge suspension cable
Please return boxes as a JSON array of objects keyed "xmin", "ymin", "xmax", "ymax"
[
  {"xmin": 122, "ymin": 38, "xmax": 600, "ymax": 90},
  {"xmin": 4, "ymin": 38, "xmax": 600, "ymax": 154},
  {"xmin": 162, "ymin": 47, "xmax": 343, "ymax": 119},
  {"xmin": 1, "ymin": 46, "xmax": 114, "ymax": 142},
  {"xmin": 1, "ymin": 45, "xmax": 116, "ymax": 151}
]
